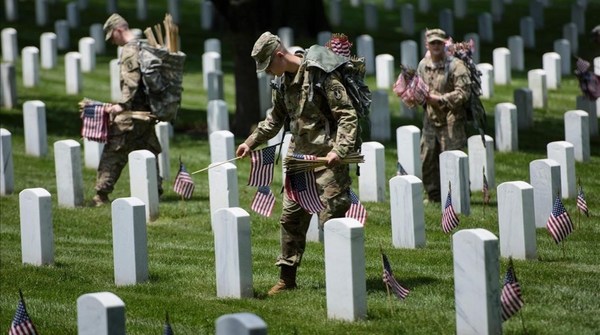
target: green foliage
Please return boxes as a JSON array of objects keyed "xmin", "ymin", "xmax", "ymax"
[{"xmin": 1, "ymin": 0, "xmax": 599, "ymax": 334}]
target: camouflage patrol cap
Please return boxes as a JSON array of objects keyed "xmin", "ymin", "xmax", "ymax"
[
  {"xmin": 426, "ymin": 29, "xmax": 447, "ymax": 43},
  {"xmin": 103, "ymin": 13, "xmax": 127, "ymax": 41},
  {"xmin": 251, "ymin": 32, "xmax": 281, "ymax": 73}
]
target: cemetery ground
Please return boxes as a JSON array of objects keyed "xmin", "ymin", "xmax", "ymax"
[{"xmin": 1, "ymin": 0, "xmax": 600, "ymax": 333}]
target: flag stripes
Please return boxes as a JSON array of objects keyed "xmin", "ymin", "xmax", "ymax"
[
  {"xmin": 500, "ymin": 260, "xmax": 524, "ymax": 321},
  {"xmin": 381, "ymin": 253, "xmax": 410, "ymax": 300},
  {"xmin": 173, "ymin": 162, "xmax": 195, "ymax": 199},
  {"xmin": 577, "ymin": 185, "xmax": 589, "ymax": 217},
  {"xmin": 546, "ymin": 195, "xmax": 573, "ymax": 244},
  {"xmin": 441, "ymin": 189, "xmax": 460, "ymax": 233},
  {"xmin": 81, "ymin": 102, "xmax": 110, "ymax": 143},
  {"xmin": 345, "ymin": 189, "xmax": 367, "ymax": 224},
  {"xmin": 248, "ymin": 146, "xmax": 276, "ymax": 187},
  {"xmin": 251, "ymin": 186, "xmax": 276, "ymax": 217},
  {"xmin": 9, "ymin": 293, "xmax": 37, "ymax": 335}
]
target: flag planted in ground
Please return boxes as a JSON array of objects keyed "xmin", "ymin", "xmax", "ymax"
[
  {"xmin": 381, "ymin": 252, "xmax": 410, "ymax": 300},
  {"xmin": 546, "ymin": 195, "xmax": 573, "ymax": 244},
  {"xmin": 81, "ymin": 101, "xmax": 110, "ymax": 143},
  {"xmin": 441, "ymin": 188, "xmax": 460, "ymax": 233},
  {"xmin": 483, "ymin": 169, "xmax": 490, "ymax": 205},
  {"xmin": 345, "ymin": 189, "xmax": 367, "ymax": 224},
  {"xmin": 577, "ymin": 184, "xmax": 589, "ymax": 217},
  {"xmin": 248, "ymin": 146, "xmax": 276, "ymax": 187},
  {"xmin": 396, "ymin": 161, "xmax": 408, "ymax": 176},
  {"xmin": 251, "ymin": 186, "xmax": 276, "ymax": 217},
  {"xmin": 173, "ymin": 162, "xmax": 195, "ymax": 199},
  {"xmin": 9, "ymin": 291, "xmax": 38, "ymax": 335},
  {"xmin": 500, "ymin": 258, "xmax": 524, "ymax": 321}
]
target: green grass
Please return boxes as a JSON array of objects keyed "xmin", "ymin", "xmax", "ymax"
[{"xmin": 1, "ymin": 0, "xmax": 600, "ymax": 334}]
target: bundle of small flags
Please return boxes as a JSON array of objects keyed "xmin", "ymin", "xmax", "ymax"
[
  {"xmin": 79, "ymin": 98, "xmax": 110, "ymax": 143},
  {"xmin": 285, "ymin": 154, "xmax": 325, "ymax": 214},
  {"xmin": 393, "ymin": 65, "xmax": 429, "ymax": 108},
  {"xmin": 248, "ymin": 146, "xmax": 277, "ymax": 217},
  {"xmin": 173, "ymin": 161, "xmax": 195, "ymax": 199},
  {"xmin": 325, "ymin": 33, "xmax": 353, "ymax": 57}
]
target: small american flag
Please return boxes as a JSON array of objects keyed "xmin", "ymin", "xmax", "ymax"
[
  {"xmin": 575, "ymin": 57, "xmax": 591, "ymax": 74},
  {"xmin": 546, "ymin": 195, "xmax": 574, "ymax": 244},
  {"xmin": 248, "ymin": 146, "xmax": 276, "ymax": 187},
  {"xmin": 9, "ymin": 291, "xmax": 37, "ymax": 335},
  {"xmin": 251, "ymin": 186, "xmax": 276, "ymax": 217},
  {"xmin": 483, "ymin": 169, "xmax": 490, "ymax": 205},
  {"xmin": 577, "ymin": 184, "xmax": 589, "ymax": 217},
  {"xmin": 173, "ymin": 162, "xmax": 195, "ymax": 199},
  {"xmin": 441, "ymin": 188, "xmax": 460, "ymax": 233},
  {"xmin": 396, "ymin": 162, "xmax": 408, "ymax": 176},
  {"xmin": 163, "ymin": 312, "xmax": 174, "ymax": 335},
  {"xmin": 381, "ymin": 252, "xmax": 410, "ymax": 300},
  {"xmin": 500, "ymin": 259, "xmax": 524, "ymax": 321},
  {"xmin": 81, "ymin": 102, "xmax": 110, "ymax": 143},
  {"xmin": 345, "ymin": 189, "xmax": 367, "ymax": 224},
  {"xmin": 285, "ymin": 154, "xmax": 324, "ymax": 214}
]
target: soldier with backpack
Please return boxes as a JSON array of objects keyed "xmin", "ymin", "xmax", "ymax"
[
  {"xmin": 417, "ymin": 28, "xmax": 471, "ymax": 203},
  {"xmin": 92, "ymin": 13, "xmax": 163, "ymax": 206},
  {"xmin": 236, "ymin": 32, "xmax": 361, "ymax": 296}
]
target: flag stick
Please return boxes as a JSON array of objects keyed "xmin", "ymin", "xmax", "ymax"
[
  {"xmin": 561, "ymin": 240, "xmax": 566, "ymax": 259},
  {"xmin": 191, "ymin": 156, "xmax": 243, "ymax": 174},
  {"xmin": 518, "ymin": 310, "xmax": 528, "ymax": 335},
  {"xmin": 385, "ymin": 282, "xmax": 395, "ymax": 316}
]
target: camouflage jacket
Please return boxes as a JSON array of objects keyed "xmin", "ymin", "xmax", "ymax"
[
  {"xmin": 417, "ymin": 55, "xmax": 471, "ymax": 127},
  {"xmin": 118, "ymin": 40, "xmax": 150, "ymax": 111},
  {"xmin": 244, "ymin": 51, "xmax": 359, "ymax": 159}
]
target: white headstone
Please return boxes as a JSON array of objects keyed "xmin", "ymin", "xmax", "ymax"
[
  {"xmin": 55, "ymin": 20, "xmax": 70, "ymax": 50},
  {"xmin": 364, "ymin": 3, "xmax": 378, "ymax": 31},
  {"xmin": 213, "ymin": 207, "xmax": 253, "ymax": 298},
  {"xmin": 595, "ymin": 57, "xmax": 600, "ymax": 76},
  {"xmin": 492, "ymin": 48, "xmax": 510, "ymax": 85},
  {"xmin": 547, "ymin": 141, "xmax": 576, "ymax": 199},
  {"xmin": 564, "ymin": 110, "xmax": 590, "ymax": 162},
  {"xmin": 0, "ymin": 129, "xmax": 14, "ymax": 195},
  {"xmin": 356, "ymin": 35, "xmax": 375, "ymax": 75},
  {"xmin": 329, "ymin": 0, "xmax": 342, "ymax": 26},
  {"xmin": 529, "ymin": 158, "xmax": 560, "ymax": 228},
  {"xmin": 128, "ymin": 150, "xmax": 160, "ymax": 222},
  {"xmin": 563, "ymin": 22, "xmax": 578, "ymax": 55},
  {"xmin": 2, "ymin": 28, "xmax": 18, "ymax": 62},
  {"xmin": 207, "ymin": 100, "xmax": 230, "ymax": 135},
  {"xmin": 508, "ymin": 36, "xmax": 524, "ymax": 71},
  {"xmin": 277, "ymin": 27, "xmax": 294, "ymax": 48},
  {"xmin": 1, "ymin": 63, "xmax": 17, "ymax": 108},
  {"xmin": 439, "ymin": 9, "xmax": 454, "ymax": 37},
  {"xmin": 54, "ymin": 139, "xmax": 84, "ymax": 207},
  {"xmin": 494, "ymin": 102, "xmax": 518, "ymax": 152},
  {"xmin": 464, "ymin": 33, "xmax": 480, "ymax": 64},
  {"xmin": 358, "ymin": 142, "xmax": 386, "ymax": 202},
  {"xmin": 5, "ymin": 0, "xmax": 17, "ymax": 22},
  {"xmin": 520, "ymin": 17, "xmax": 535, "ymax": 49},
  {"xmin": 418, "ymin": 0, "xmax": 430, "ymax": 13},
  {"xmin": 571, "ymin": 2, "xmax": 585, "ymax": 35},
  {"xmin": 106, "ymin": 0, "xmax": 117, "ymax": 13},
  {"xmin": 306, "ymin": 214, "xmax": 323, "ymax": 243},
  {"xmin": 400, "ymin": 40, "xmax": 418, "ymax": 69},
  {"xmin": 527, "ymin": 69, "xmax": 547, "ymax": 108},
  {"xmin": 468, "ymin": 135, "xmax": 495, "ymax": 191},
  {"xmin": 575, "ymin": 96, "xmax": 598, "ymax": 136},
  {"xmin": 478, "ymin": 12, "xmax": 493, "ymax": 43},
  {"xmin": 19, "ymin": 188, "xmax": 53, "ymax": 265},
  {"xmin": 370, "ymin": 90, "xmax": 391, "ymax": 142},
  {"xmin": 529, "ymin": 0, "xmax": 544, "ymax": 29},
  {"xmin": 201, "ymin": 0, "xmax": 214, "ymax": 31},
  {"xmin": 23, "ymin": 100, "xmax": 48, "ymax": 157},
  {"xmin": 36, "ymin": 0, "xmax": 48, "ymax": 26},
  {"xmin": 208, "ymin": 162, "xmax": 239, "ymax": 220},
  {"xmin": 542, "ymin": 52, "xmax": 561, "ymax": 89},
  {"xmin": 110, "ymin": 59, "xmax": 120, "ymax": 101},
  {"xmin": 40, "ymin": 32, "xmax": 57, "ymax": 69},
  {"xmin": 209, "ymin": 130, "xmax": 235, "ymax": 164},
  {"xmin": 22, "ymin": 46, "xmax": 40, "ymax": 87},
  {"xmin": 67, "ymin": 2, "xmax": 79, "ymax": 28},
  {"xmin": 324, "ymin": 218, "xmax": 366, "ymax": 321},
  {"xmin": 83, "ymin": 138, "xmax": 103, "ymax": 169},
  {"xmin": 553, "ymin": 39, "xmax": 571, "ymax": 76},
  {"xmin": 65, "ymin": 52, "xmax": 82, "ymax": 94},
  {"xmin": 477, "ymin": 63, "xmax": 494, "ymax": 99},
  {"xmin": 204, "ymin": 38, "xmax": 221, "ymax": 55},
  {"xmin": 79, "ymin": 37, "xmax": 96, "ymax": 73},
  {"xmin": 514, "ymin": 88, "xmax": 533, "ymax": 129},
  {"xmin": 136, "ymin": 0, "xmax": 147, "ymax": 21},
  {"xmin": 454, "ymin": 0, "xmax": 466, "ymax": 19},
  {"xmin": 257, "ymin": 72, "xmax": 273, "ymax": 118},
  {"xmin": 390, "ymin": 175, "xmax": 425, "ymax": 248},
  {"xmin": 155, "ymin": 122, "xmax": 170, "ymax": 181},
  {"xmin": 396, "ymin": 125, "xmax": 421, "ymax": 178},
  {"xmin": 401, "ymin": 4, "xmax": 415, "ymax": 36},
  {"xmin": 375, "ymin": 54, "xmax": 394, "ymax": 89},
  {"xmin": 111, "ymin": 197, "xmax": 148, "ymax": 285},
  {"xmin": 207, "ymin": 70, "xmax": 224, "ymax": 101},
  {"xmin": 491, "ymin": 0, "xmax": 504, "ymax": 22},
  {"xmin": 497, "ymin": 182, "xmax": 537, "ymax": 260},
  {"xmin": 452, "ymin": 229, "xmax": 501, "ymax": 335},
  {"xmin": 440, "ymin": 150, "xmax": 470, "ymax": 215},
  {"xmin": 202, "ymin": 51, "xmax": 221, "ymax": 89},
  {"xmin": 215, "ymin": 313, "xmax": 267, "ymax": 335},
  {"xmin": 77, "ymin": 292, "xmax": 125, "ymax": 335}
]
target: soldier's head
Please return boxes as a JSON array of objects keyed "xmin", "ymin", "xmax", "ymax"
[
  {"xmin": 252, "ymin": 32, "xmax": 285, "ymax": 75},
  {"xmin": 425, "ymin": 28, "xmax": 447, "ymax": 60},
  {"xmin": 103, "ymin": 13, "xmax": 129, "ymax": 44},
  {"xmin": 592, "ymin": 25, "xmax": 600, "ymax": 45}
]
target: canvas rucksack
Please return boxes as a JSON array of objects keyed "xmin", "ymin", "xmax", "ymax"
[{"xmin": 138, "ymin": 41, "xmax": 186, "ymax": 122}]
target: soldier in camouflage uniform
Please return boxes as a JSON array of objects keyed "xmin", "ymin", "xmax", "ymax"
[
  {"xmin": 236, "ymin": 32, "xmax": 360, "ymax": 296},
  {"xmin": 417, "ymin": 29, "xmax": 470, "ymax": 203},
  {"xmin": 92, "ymin": 14, "xmax": 162, "ymax": 206}
]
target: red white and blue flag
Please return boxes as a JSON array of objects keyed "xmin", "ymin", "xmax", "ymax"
[
  {"xmin": 81, "ymin": 101, "xmax": 110, "ymax": 143},
  {"xmin": 546, "ymin": 195, "xmax": 573, "ymax": 244},
  {"xmin": 285, "ymin": 154, "xmax": 324, "ymax": 214},
  {"xmin": 173, "ymin": 162, "xmax": 195, "ymax": 199},
  {"xmin": 483, "ymin": 170, "xmax": 490, "ymax": 205},
  {"xmin": 577, "ymin": 184, "xmax": 589, "ymax": 217},
  {"xmin": 9, "ymin": 291, "xmax": 37, "ymax": 335},
  {"xmin": 441, "ymin": 188, "xmax": 460, "ymax": 233},
  {"xmin": 251, "ymin": 186, "xmax": 276, "ymax": 217},
  {"xmin": 381, "ymin": 252, "xmax": 410, "ymax": 300},
  {"xmin": 248, "ymin": 146, "xmax": 276, "ymax": 187},
  {"xmin": 396, "ymin": 161, "xmax": 408, "ymax": 176},
  {"xmin": 345, "ymin": 189, "xmax": 367, "ymax": 224},
  {"xmin": 500, "ymin": 259, "xmax": 524, "ymax": 321}
]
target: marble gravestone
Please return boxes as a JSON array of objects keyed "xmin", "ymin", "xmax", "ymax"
[
  {"xmin": 440, "ymin": 150, "xmax": 470, "ymax": 215},
  {"xmin": 547, "ymin": 141, "xmax": 575, "ymax": 199},
  {"xmin": 1, "ymin": 129, "xmax": 14, "ymax": 195},
  {"xmin": 77, "ymin": 292, "xmax": 125, "ymax": 335},
  {"xmin": 208, "ymin": 162, "xmax": 239, "ymax": 222},
  {"xmin": 215, "ymin": 313, "xmax": 267, "ymax": 335},
  {"xmin": 111, "ymin": 197, "xmax": 148, "ymax": 286},
  {"xmin": 19, "ymin": 188, "xmax": 54, "ymax": 265},
  {"xmin": 128, "ymin": 150, "xmax": 159, "ymax": 222},
  {"xmin": 497, "ymin": 181, "xmax": 537, "ymax": 260},
  {"xmin": 358, "ymin": 142, "xmax": 386, "ymax": 202},
  {"xmin": 209, "ymin": 130, "xmax": 235, "ymax": 164},
  {"xmin": 529, "ymin": 159, "xmax": 560, "ymax": 228},
  {"xmin": 389, "ymin": 175, "xmax": 426, "ymax": 249},
  {"xmin": 54, "ymin": 139, "xmax": 84, "ymax": 207},
  {"xmin": 396, "ymin": 125, "xmax": 421, "ymax": 178},
  {"xmin": 467, "ymin": 135, "xmax": 494, "ymax": 192}
]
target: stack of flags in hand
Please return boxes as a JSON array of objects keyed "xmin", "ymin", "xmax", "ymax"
[
  {"xmin": 80, "ymin": 99, "xmax": 110, "ymax": 143},
  {"xmin": 248, "ymin": 146, "xmax": 277, "ymax": 217},
  {"xmin": 285, "ymin": 154, "xmax": 325, "ymax": 214},
  {"xmin": 173, "ymin": 161, "xmax": 195, "ymax": 199},
  {"xmin": 9, "ymin": 290, "xmax": 37, "ymax": 335}
]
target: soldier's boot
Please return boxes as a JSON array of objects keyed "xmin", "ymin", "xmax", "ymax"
[
  {"xmin": 268, "ymin": 265, "xmax": 297, "ymax": 296},
  {"xmin": 92, "ymin": 191, "xmax": 110, "ymax": 207}
]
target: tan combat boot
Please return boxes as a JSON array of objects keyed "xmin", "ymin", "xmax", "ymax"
[
  {"xmin": 268, "ymin": 265, "xmax": 297, "ymax": 296},
  {"xmin": 91, "ymin": 192, "xmax": 110, "ymax": 207}
]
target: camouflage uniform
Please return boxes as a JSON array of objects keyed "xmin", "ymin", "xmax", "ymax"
[
  {"xmin": 244, "ymin": 48, "xmax": 359, "ymax": 267},
  {"xmin": 95, "ymin": 39, "xmax": 162, "ymax": 195},
  {"xmin": 417, "ymin": 51, "xmax": 470, "ymax": 202}
]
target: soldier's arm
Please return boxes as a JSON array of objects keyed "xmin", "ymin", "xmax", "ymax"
[
  {"xmin": 243, "ymin": 89, "xmax": 286, "ymax": 149},
  {"xmin": 118, "ymin": 46, "xmax": 142, "ymax": 110},
  {"xmin": 441, "ymin": 60, "xmax": 471, "ymax": 109},
  {"xmin": 325, "ymin": 75, "xmax": 359, "ymax": 159}
]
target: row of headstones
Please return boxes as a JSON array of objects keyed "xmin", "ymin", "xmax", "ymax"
[{"xmin": 14, "ymin": 180, "xmax": 528, "ymax": 332}]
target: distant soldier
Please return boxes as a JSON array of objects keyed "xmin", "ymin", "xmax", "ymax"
[{"xmin": 92, "ymin": 13, "xmax": 162, "ymax": 206}]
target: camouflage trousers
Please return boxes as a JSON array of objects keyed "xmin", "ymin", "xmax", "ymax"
[
  {"xmin": 95, "ymin": 117, "xmax": 162, "ymax": 195},
  {"xmin": 420, "ymin": 117, "xmax": 466, "ymax": 202},
  {"xmin": 275, "ymin": 164, "xmax": 352, "ymax": 267}
]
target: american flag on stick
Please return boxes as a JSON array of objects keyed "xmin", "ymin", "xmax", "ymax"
[
  {"xmin": 483, "ymin": 167, "xmax": 490, "ymax": 206},
  {"xmin": 577, "ymin": 183, "xmax": 589, "ymax": 217},
  {"xmin": 173, "ymin": 162, "xmax": 195, "ymax": 199},
  {"xmin": 546, "ymin": 194, "xmax": 574, "ymax": 244},
  {"xmin": 248, "ymin": 146, "xmax": 276, "ymax": 187},
  {"xmin": 396, "ymin": 162, "xmax": 408, "ymax": 176},
  {"xmin": 9, "ymin": 290, "xmax": 38, "ymax": 335},
  {"xmin": 381, "ymin": 252, "xmax": 410, "ymax": 300},
  {"xmin": 80, "ymin": 100, "xmax": 110, "ymax": 143},
  {"xmin": 345, "ymin": 189, "xmax": 367, "ymax": 224},
  {"xmin": 285, "ymin": 154, "xmax": 324, "ymax": 214},
  {"xmin": 500, "ymin": 258, "xmax": 524, "ymax": 321},
  {"xmin": 441, "ymin": 185, "xmax": 460, "ymax": 233},
  {"xmin": 251, "ymin": 186, "xmax": 276, "ymax": 217},
  {"xmin": 163, "ymin": 312, "xmax": 174, "ymax": 335}
]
